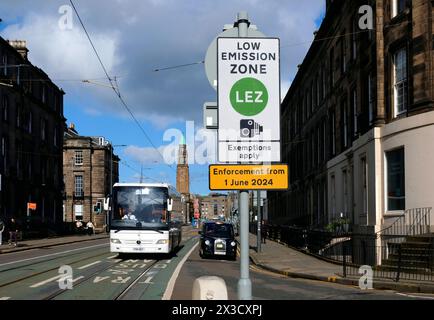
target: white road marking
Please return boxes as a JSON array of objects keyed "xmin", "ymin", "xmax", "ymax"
[
  {"xmin": 72, "ymin": 276, "xmax": 84, "ymax": 283},
  {"xmin": 0, "ymin": 297, "xmax": 11, "ymax": 300},
  {"xmin": 162, "ymin": 241, "xmax": 199, "ymax": 300},
  {"xmin": 30, "ymin": 275, "xmax": 63, "ymax": 288},
  {"xmin": 0, "ymin": 243, "xmax": 108, "ymax": 268},
  {"xmin": 395, "ymin": 292, "xmax": 434, "ymax": 300},
  {"xmin": 78, "ymin": 261, "xmax": 101, "ymax": 270}
]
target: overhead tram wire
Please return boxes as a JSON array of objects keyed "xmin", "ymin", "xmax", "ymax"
[
  {"xmin": 69, "ymin": 0, "xmax": 174, "ymax": 171},
  {"xmin": 1, "ymin": 14, "xmax": 423, "ymax": 84}
]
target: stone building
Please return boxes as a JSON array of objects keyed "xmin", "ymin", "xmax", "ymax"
[
  {"xmin": 200, "ymin": 193, "xmax": 230, "ymax": 220},
  {"xmin": 0, "ymin": 37, "xmax": 65, "ymax": 234},
  {"xmin": 268, "ymin": 0, "xmax": 434, "ymax": 234},
  {"xmin": 63, "ymin": 124, "xmax": 119, "ymax": 229}
]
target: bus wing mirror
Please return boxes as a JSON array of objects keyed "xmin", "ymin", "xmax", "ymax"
[
  {"xmin": 167, "ymin": 198, "xmax": 173, "ymax": 212},
  {"xmin": 103, "ymin": 198, "xmax": 111, "ymax": 211}
]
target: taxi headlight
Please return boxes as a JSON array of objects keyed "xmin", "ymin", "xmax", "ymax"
[
  {"xmin": 205, "ymin": 240, "xmax": 211, "ymax": 246},
  {"xmin": 111, "ymin": 239, "xmax": 121, "ymax": 244},
  {"xmin": 157, "ymin": 239, "xmax": 169, "ymax": 244},
  {"xmin": 231, "ymin": 241, "xmax": 236, "ymax": 247}
]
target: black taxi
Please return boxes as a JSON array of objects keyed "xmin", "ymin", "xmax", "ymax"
[{"xmin": 199, "ymin": 221, "xmax": 237, "ymax": 260}]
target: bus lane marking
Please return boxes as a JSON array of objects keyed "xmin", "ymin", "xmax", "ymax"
[
  {"xmin": 30, "ymin": 275, "xmax": 63, "ymax": 288},
  {"xmin": 78, "ymin": 261, "xmax": 101, "ymax": 270}
]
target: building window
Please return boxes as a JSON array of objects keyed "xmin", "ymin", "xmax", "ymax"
[
  {"xmin": 28, "ymin": 159, "xmax": 32, "ymax": 178},
  {"xmin": 368, "ymin": 73, "xmax": 375, "ymax": 124},
  {"xmin": 330, "ymin": 48, "xmax": 334, "ymax": 86},
  {"xmin": 2, "ymin": 54, "xmax": 7, "ymax": 76},
  {"xmin": 54, "ymin": 127, "xmax": 58, "ymax": 147},
  {"xmin": 386, "ymin": 148, "xmax": 405, "ymax": 211},
  {"xmin": 75, "ymin": 151, "xmax": 83, "ymax": 166},
  {"xmin": 342, "ymin": 101, "xmax": 348, "ymax": 148},
  {"xmin": 393, "ymin": 48, "xmax": 408, "ymax": 117},
  {"xmin": 16, "ymin": 105, "xmax": 21, "ymax": 128},
  {"xmin": 352, "ymin": 20, "xmax": 357, "ymax": 60},
  {"xmin": 330, "ymin": 111, "xmax": 336, "ymax": 156},
  {"xmin": 352, "ymin": 89, "xmax": 358, "ymax": 136},
  {"xmin": 28, "ymin": 112, "xmax": 32, "ymax": 134},
  {"xmin": 311, "ymin": 82, "xmax": 315, "ymax": 112},
  {"xmin": 74, "ymin": 204, "xmax": 83, "ymax": 220},
  {"xmin": 341, "ymin": 36, "xmax": 347, "ymax": 74},
  {"xmin": 342, "ymin": 169, "xmax": 348, "ymax": 215},
  {"xmin": 16, "ymin": 142, "xmax": 22, "ymax": 179},
  {"xmin": 331, "ymin": 174, "xmax": 336, "ymax": 219},
  {"xmin": 75, "ymin": 175, "xmax": 84, "ymax": 197},
  {"xmin": 307, "ymin": 90, "xmax": 311, "ymax": 118},
  {"xmin": 316, "ymin": 75, "xmax": 320, "ymax": 106},
  {"xmin": 311, "ymin": 132, "xmax": 315, "ymax": 168},
  {"xmin": 323, "ymin": 121, "xmax": 327, "ymax": 162},
  {"xmin": 322, "ymin": 66, "xmax": 326, "ymax": 99},
  {"xmin": 1, "ymin": 137, "xmax": 7, "ymax": 173},
  {"xmin": 2, "ymin": 96, "xmax": 8, "ymax": 122},
  {"xmin": 392, "ymin": 0, "xmax": 406, "ymax": 18},
  {"xmin": 41, "ymin": 119, "xmax": 46, "ymax": 141},
  {"xmin": 361, "ymin": 157, "xmax": 368, "ymax": 216},
  {"xmin": 42, "ymin": 86, "xmax": 46, "ymax": 104},
  {"xmin": 317, "ymin": 126, "xmax": 321, "ymax": 165}
]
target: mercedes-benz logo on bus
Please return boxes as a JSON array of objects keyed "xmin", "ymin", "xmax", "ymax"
[{"xmin": 136, "ymin": 240, "xmax": 141, "ymax": 245}]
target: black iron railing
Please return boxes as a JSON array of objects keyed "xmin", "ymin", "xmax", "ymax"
[{"xmin": 252, "ymin": 207, "xmax": 433, "ymax": 282}]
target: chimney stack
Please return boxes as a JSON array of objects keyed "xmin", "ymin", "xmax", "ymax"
[{"xmin": 7, "ymin": 40, "xmax": 29, "ymax": 60}]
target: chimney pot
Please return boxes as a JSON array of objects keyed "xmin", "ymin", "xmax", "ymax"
[{"xmin": 7, "ymin": 40, "xmax": 29, "ymax": 60}]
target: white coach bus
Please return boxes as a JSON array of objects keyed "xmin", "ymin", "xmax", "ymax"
[{"xmin": 109, "ymin": 183, "xmax": 182, "ymax": 255}]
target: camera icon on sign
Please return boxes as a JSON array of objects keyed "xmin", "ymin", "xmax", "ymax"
[{"xmin": 240, "ymin": 119, "xmax": 263, "ymax": 138}]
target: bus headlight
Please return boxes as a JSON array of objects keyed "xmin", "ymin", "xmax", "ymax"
[
  {"xmin": 157, "ymin": 239, "xmax": 169, "ymax": 244},
  {"xmin": 111, "ymin": 239, "xmax": 121, "ymax": 244},
  {"xmin": 231, "ymin": 241, "xmax": 236, "ymax": 247},
  {"xmin": 205, "ymin": 240, "xmax": 211, "ymax": 246}
]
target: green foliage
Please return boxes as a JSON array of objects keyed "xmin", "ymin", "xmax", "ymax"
[{"xmin": 325, "ymin": 217, "xmax": 350, "ymax": 233}]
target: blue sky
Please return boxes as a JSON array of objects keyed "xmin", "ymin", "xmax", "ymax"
[{"xmin": 1, "ymin": 0, "xmax": 325, "ymax": 195}]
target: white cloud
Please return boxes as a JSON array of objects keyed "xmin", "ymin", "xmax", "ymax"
[
  {"xmin": 3, "ymin": 13, "xmax": 120, "ymax": 82},
  {"xmin": 124, "ymin": 145, "xmax": 174, "ymax": 165},
  {"xmin": 1, "ymin": 0, "xmax": 324, "ymax": 125}
]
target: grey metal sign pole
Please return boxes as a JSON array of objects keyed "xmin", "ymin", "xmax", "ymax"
[
  {"xmin": 237, "ymin": 11, "xmax": 252, "ymax": 301},
  {"xmin": 257, "ymin": 190, "xmax": 261, "ymax": 252}
]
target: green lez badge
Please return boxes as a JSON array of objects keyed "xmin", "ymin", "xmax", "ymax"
[{"xmin": 230, "ymin": 77, "xmax": 268, "ymax": 116}]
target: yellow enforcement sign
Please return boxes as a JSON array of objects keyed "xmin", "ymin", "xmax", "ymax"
[{"xmin": 209, "ymin": 164, "xmax": 288, "ymax": 190}]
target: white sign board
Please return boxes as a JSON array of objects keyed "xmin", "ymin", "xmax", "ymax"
[{"xmin": 217, "ymin": 37, "xmax": 280, "ymax": 163}]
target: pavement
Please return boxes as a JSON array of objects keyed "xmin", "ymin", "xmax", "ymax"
[
  {"xmin": 245, "ymin": 233, "xmax": 434, "ymax": 295},
  {"xmin": 0, "ymin": 233, "xmax": 109, "ymax": 254}
]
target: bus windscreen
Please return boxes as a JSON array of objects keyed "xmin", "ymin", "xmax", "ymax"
[{"xmin": 111, "ymin": 186, "xmax": 169, "ymax": 230}]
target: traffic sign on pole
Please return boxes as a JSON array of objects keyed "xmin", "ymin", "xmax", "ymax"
[
  {"xmin": 205, "ymin": 26, "xmax": 265, "ymax": 91},
  {"xmin": 217, "ymin": 37, "xmax": 281, "ymax": 163}
]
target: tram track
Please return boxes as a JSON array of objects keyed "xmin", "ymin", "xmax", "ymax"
[
  {"xmin": 42, "ymin": 256, "xmax": 141, "ymax": 300},
  {"xmin": 0, "ymin": 249, "xmax": 112, "ymax": 290},
  {"xmin": 114, "ymin": 259, "xmax": 160, "ymax": 300},
  {"xmin": 0, "ymin": 242, "xmax": 108, "ymax": 272}
]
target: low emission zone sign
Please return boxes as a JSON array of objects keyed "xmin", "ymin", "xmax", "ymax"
[
  {"xmin": 217, "ymin": 37, "xmax": 280, "ymax": 163},
  {"xmin": 209, "ymin": 164, "xmax": 288, "ymax": 190}
]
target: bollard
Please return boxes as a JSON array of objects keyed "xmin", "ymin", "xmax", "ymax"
[{"xmin": 192, "ymin": 276, "xmax": 228, "ymax": 300}]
